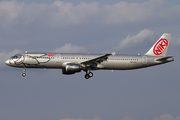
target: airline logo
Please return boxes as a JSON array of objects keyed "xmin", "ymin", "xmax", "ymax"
[{"xmin": 153, "ymin": 38, "xmax": 168, "ymax": 55}]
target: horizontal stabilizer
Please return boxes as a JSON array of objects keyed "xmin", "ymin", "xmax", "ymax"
[{"xmin": 155, "ymin": 56, "xmax": 174, "ymax": 62}]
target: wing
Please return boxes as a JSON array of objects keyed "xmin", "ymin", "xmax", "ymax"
[{"xmin": 80, "ymin": 52, "xmax": 115, "ymax": 69}]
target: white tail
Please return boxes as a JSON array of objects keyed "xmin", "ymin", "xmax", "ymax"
[{"xmin": 145, "ymin": 33, "xmax": 171, "ymax": 57}]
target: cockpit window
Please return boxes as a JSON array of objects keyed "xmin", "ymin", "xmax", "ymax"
[{"xmin": 11, "ymin": 55, "xmax": 21, "ymax": 59}]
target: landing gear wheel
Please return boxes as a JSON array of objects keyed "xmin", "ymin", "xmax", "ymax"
[
  {"xmin": 22, "ymin": 68, "xmax": 26, "ymax": 77},
  {"xmin": 85, "ymin": 74, "xmax": 90, "ymax": 79},
  {"xmin": 88, "ymin": 72, "xmax": 93, "ymax": 77},
  {"xmin": 22, "ymin": 73, "xmax": 26, "ymax": 77}
]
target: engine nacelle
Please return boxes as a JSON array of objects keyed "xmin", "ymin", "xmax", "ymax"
[{"xmin": 62, "ymin": 63, "xmax": 81, "ymax": 75}]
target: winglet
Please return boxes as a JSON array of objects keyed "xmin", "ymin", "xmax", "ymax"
[{"xmin": 111, "ymin": 52, "xmax": 116, "ymax": 56}]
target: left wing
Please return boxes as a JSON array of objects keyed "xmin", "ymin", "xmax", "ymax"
[{"xmin": 80, "ymin": 52, "xmax": 115, "ymax": 68}]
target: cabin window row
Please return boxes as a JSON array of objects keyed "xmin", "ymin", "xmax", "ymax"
[
  {"xmin": 27, "ymin": 56, "xmax": 54, "ymax": 59},
  {"xmin": 109, "ymin": 58, "xmax": 139, "ymax": 61},
  {"xmin": 62, "ymin": 57, "xmax": 91, "ymax": 59},
  {"xmin": 61, "ymin": 57, "xmax": 138, "ymax": 61}
]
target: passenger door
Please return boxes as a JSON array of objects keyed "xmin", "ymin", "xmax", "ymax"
[
  {"xmin": 56, "ymin": 54, "xmax": 61, "ymax": 63},
  {"xmin": 142, "ymin": 56, "xmax": 147, "ymax": 64}
]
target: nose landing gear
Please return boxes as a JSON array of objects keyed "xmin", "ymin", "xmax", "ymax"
[
  {"xmin": 85, "ymin": 71, "xmax": 93, "ymax": 79},
  {"xmin": 22, "ymin": 68, "xmax": 26, "ymax": 77}
]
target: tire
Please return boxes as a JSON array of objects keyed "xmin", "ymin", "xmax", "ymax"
[
  {"xmin": 85, "ymin": 74, "xmax": 89, "ymax": 79},
  {"xmin": 88, "ymin": 72, "xmax": 93, "ymax": 77},
  {"xmin": 22, "ymin": 73, "xmax": 26, "ymax": 77}
]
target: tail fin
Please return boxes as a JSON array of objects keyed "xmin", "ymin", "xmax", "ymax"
[{"xmin": 145, "ymin": 33, "xmax": 171, "ymax": 57}]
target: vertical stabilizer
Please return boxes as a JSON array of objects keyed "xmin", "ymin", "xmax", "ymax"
[{"xmin": 145, "ymin": 33, "xmax": 171, "ymax": 57}]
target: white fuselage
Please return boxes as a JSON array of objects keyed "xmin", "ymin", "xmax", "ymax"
[
  {"xmin": 4, "ymin": 33, "xmax": 174, "ymax": 79},
  {"xmin": 5, "ymin": 53, "xmax": 173, "ymax": 70}
]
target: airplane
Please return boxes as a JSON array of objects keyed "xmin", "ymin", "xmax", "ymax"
[{"xmin": 5, "ymin": 33, "xmax": 174, "ymax": 79}]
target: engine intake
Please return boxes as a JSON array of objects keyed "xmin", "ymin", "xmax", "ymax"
[{"xmin": 62, "ymin": 63, "xmax": 81, "ymax": 75}]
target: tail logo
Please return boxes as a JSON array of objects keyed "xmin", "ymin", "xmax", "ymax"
[{"xmin": 153, "ymin": 38, "xmax": 168, "ymax": 55}]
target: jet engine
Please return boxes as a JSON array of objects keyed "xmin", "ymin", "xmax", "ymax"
[{"xmin": 62, "ymin": 63, "xmax": 81, "ymax": 75}]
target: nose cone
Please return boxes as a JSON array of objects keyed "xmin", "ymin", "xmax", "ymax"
[{"xmin": 5, "ymin": 60, "xmax": 10, "ymax": 66}]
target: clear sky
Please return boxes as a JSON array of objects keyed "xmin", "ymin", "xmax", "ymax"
[{"xmin": 0, "ymin": 0, "xmax": 180, "ymax": 120}]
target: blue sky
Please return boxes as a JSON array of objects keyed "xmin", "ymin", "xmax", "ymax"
[{"xmin": 0, "ymin": 0, "xmax": 180, "ymax": 120}]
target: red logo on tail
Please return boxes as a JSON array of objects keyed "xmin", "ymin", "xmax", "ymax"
[{"xmin": 153, "ymin": 38, "xmax": 168, "ymax": 55}]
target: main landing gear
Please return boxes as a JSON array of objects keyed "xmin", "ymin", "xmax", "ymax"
[
  {"xmin": 22, "ymin": 68, "xmax": 26, "ymax": 77},
  {"xmin": 85, "ymin": 71, "xmax": 93, "ymax": 79}
]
